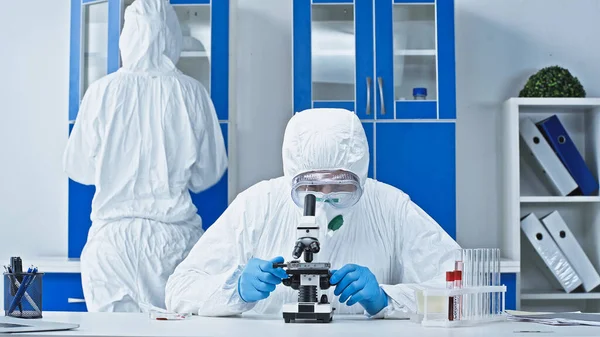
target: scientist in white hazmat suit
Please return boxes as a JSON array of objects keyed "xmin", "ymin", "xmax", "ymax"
[
  {"xmin": 165, "ymin": 108, "xmax": 460, "ymax": 318},
  {"xmin": 63, "ymin": 0, "xmax": 227, "ymax": 312}
]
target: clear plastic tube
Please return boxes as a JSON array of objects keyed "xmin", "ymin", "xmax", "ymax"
[
  {"xmin": 486, "ymin": 249, "xmax": 490, "ymax": 316},
  {"xmin": 491, "ymin": 249, "xmax": 497, "ymax": 316},
  {"xmin": 495, "ymin": 248, "xmax": 501, "ymax": 315},
  {"xmin": 465, "ymin": 249, "xmax": 472, "ymax": 319}
]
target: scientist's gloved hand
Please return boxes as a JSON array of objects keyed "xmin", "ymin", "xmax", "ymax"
[
  {"xmin": 238, "ymin": 256, "xmax": 289, "ymax": 303},
  {"xmin": 331, "ymin": 264, "xmax": 388, "ymax": 315}
]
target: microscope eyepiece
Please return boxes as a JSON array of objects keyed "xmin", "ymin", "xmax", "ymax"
[{"xmin": 303, "ymin": 194, "xmax": 316, "ymax": 216}]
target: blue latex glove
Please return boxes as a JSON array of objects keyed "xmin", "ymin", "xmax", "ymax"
[
  {"xmin": 330, "ymin": 264, "xmax": 388, "ymax": 315},
  {"xmin": 238, "ymin": 256, "xmax": 289, "ymax": 303}
]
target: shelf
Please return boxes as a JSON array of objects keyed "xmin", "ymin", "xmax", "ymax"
[
  {"xmin": 180, "ymin": 51, "xmax": 208, "ymax": 58},
  {"xmin": 395, "ymin": 49, "xmax": 436, "ymax": 56},
  {"xmin": 0, "ymin": 257, "xmax": 81, "ymax": 273},
  {"xmin": 312, "ymin": 49, "xmax": 436, "ymax": 57},
  {"xmin": 520, "ymin": 196, "xmax": 600, "ymax": 203},
  {"xmin": 507, "ymin": 97, "xmax": 600, "ymax": 109},
  {"xmin": 521, "ymin": 290, "xmax": 600, "ymax": 300},
  {"xmin": 501, "ymin": 259, "xmax": 520, "ymax": 273}
]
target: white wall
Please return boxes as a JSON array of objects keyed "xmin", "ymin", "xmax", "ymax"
[
  {"xmin": 233, "ymin": 0, "xmax": 293, "ymax": 192},
  {"xmin": 455, "ymin": 0, "xmax": 600, "ymax": 249},
  {"xmin": 1, "ymin": 0, "xmax": 599, "ymax": 258},
  {"xmin": 0, "ymin": 1, "xmax": 70, "ymax": 258}
]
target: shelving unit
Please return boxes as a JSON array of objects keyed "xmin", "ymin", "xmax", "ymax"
[
  {"xmin": 180, "ymin": 51, "xmax": 209, "ymax": 58},
  {"xmin": 520, "ymin": 196, "xmax": 600, "ymax": 203},
  {"xmin": 500, "ymin": 97, "xmax": 600, "ymax": 311},
  {"xmin": 521, "ymin": 291, "xmax": 600, "ymax": 301},
  {"xmin": 395, "ymin": 49, "xmax": 436, "ymax": 56}
]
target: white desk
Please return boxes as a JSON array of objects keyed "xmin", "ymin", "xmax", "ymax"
[{"xmin": 16, "ymin": 312, "xmax": 600, "ymax": 337}]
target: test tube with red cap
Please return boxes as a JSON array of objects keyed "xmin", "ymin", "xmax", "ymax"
[
  {"xmin": 446, "ymin": 271, "xmax": 454, "ymax": 321},
  {"xmin": 454, "ymin": 270, "xmax": 462, "ymax": 320}
]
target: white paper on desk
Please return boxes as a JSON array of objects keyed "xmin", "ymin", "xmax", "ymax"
[{"xmin": 507, "ymin": 311, "xmax": 600, "ymax": 327}]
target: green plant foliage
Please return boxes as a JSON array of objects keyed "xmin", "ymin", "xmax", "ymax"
[{"xmin": 519, "ymin": 66, "xmax": 586, "ymax": 98}]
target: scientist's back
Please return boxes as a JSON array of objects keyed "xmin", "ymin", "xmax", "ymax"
[{"xmin": 63, "ymin": 0, "xmax": 227, "ymax": 313}]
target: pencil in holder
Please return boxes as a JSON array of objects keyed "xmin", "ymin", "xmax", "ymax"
[{"xmin": 4, "ymin": 272, "xmax": 44, "ymax": 318}]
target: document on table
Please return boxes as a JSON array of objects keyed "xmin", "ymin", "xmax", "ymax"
[{"xmin": 506, "ymin": 310, "xmax": 600, "ymax": 326}]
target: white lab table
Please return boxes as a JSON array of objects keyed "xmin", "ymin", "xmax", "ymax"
[{"xmin": 13, "ymin": 312, "xmax": 600, "ymax": 337}]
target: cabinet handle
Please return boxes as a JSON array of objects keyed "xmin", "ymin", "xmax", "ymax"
[
  {"xmin": 366, "ymin": 77, "xmax": 372, "ymax": 115},
  {"xmin": 67, "ymin": 298, "xmax": 86, "ymax": 304},
  {"xmin": 377, "ymin": 77, "xmax": 386, "ymax": 115}
]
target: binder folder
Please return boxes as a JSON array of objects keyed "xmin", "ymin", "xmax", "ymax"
[
  {"xmin": 521, "ymin": 213, "xmax": 582, "ymax": 293},
  {"xmin": 541, "ymin": 210, "xmax": 600, "ymax": 292},
  {"xmin": 520, "ymin": 118, "xmax": 578, "ymax": 196},
  {"xmin": 537, "ymin": 115, "xmax": 599, "ymax": 196}
]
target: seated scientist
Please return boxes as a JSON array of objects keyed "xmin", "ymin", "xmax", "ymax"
[{"xmin": 165, "ymin": 108, "xmax": 460, "ymax": 318}]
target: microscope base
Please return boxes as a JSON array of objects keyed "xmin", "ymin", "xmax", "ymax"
[{"xmin": 282, "ymin": 303, "xmax": 334, "ymax": 323}]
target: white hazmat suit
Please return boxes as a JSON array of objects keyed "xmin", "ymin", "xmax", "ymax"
[
  {"xmin": 63, "ymin": 0, "xmax": 227, "ymax": 312},
  {"xmin": 165, "ymin": 108, "xmax": 459, "ymax": 318}
]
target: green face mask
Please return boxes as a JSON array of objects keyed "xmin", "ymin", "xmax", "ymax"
[{"xmin": 328, "ymin": 215, "xmax": 344, "ymax": 232}]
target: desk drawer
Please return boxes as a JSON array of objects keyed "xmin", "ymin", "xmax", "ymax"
[{"xmin": 43, "ymin": 273, "xmax": 87, "ymax": 312}]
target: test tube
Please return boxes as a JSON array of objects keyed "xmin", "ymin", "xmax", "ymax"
[
  {"xmin": 481, "ymin": 249, "xmax": 487, "ymax": 318},
  {"xmin": 491, "ymin": 249, "xmax": 497, "ymax": 315},
  {"xmin": 495, "ymin": 248, "xmax": 501, "ymax": 315},
  {"xmin": 454, "ymin": 250, "xmax": 463, "ymax": 321},
  {"xmin": 481, "ymin": 249, "xmax": 486, "ymax": 319},
  {"xmin": 486, "ymin": 249, "xmax": 492, "ymax": 318},
  {"xmin": 462, "ymin": 249, "xmax": 469, "ymax": 320},
  {"xmin": 473, "ymin": 249, "xmax": 478, "ymax": 319}
]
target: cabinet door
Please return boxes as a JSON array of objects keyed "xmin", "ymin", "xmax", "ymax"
[
  {"xmin": 68, "ymin": 0, "xmax": 111, "ymax": 258},
  {"xmin": 375, "ymin": 122, "xmax": 456, "ymax": 238},
  {"xmin": 375, "ymin": 0, "xmax": 454, "ymax": 120},
  {"xmin": 293, "ymin": 0, "xmax": 374, "ymax": 119}
]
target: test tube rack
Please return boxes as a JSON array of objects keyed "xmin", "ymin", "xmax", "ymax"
[{"xmin": 419, "ymin": 285, "xmax": 507, "ymax": 328}]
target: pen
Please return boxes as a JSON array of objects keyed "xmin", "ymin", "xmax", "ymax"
[
  {"xmin": 7, "ymin": 267, "xmax": 37, "ymax": 315},
  {"xmin": 7, "ymin": 271, "xmax": 42, "ymax": 315}
]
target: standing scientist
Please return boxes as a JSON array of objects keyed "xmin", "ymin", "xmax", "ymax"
[{"xmin": 63, "ymin": 0, "xmax": 226, "ymax": 312}]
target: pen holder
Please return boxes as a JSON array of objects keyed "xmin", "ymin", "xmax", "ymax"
[{"xmin": 4, "ymin": 272, "xmax": 44, "ymax": 318}]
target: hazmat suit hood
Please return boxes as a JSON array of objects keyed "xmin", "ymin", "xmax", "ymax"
[
  {"xmin": 282, "ymin": 108, "xmax": 370, "ymax": 188},
  {"xmin": 119, "ymin": 0, "xmax": 183, "ymax": 72}
]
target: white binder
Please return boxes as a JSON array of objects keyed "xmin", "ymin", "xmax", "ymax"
[
  {"xmin": 541, "ymin": 211, "xmax": 600, "ymax": 292},
  {"xmin": 521, "ymin": 213, "xmax": 582, "ymax": 293},
  {"xmin": 519, "ymin": 117, "xmax": 578, "ymax": 196}
]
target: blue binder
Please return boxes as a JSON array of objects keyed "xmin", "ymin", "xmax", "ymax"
[{"xmin": 537, "ymin": 115, "xmax": 599, "ymax": 196}]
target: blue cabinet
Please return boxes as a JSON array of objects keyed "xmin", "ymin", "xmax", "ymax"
[
  {"xmin": 376, "ymin": 122, "xmax": 456, "ymax": 238},
  {"xmin": 294, "ymin": 0, "xmax": 455, "ymax": 120},
  {"xmin": 43, "ymin": 273, "xmax": 87, "ymax": 312},
  {"xmin": 68, "ymin": 0, "xmax": 231, "ymax": 259},
  {"xmin": 293, "ymin": 0, "xmax": 457, "ymax": 235}
]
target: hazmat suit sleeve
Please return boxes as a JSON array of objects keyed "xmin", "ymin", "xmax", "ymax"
[
  {"xmin": 165, "ymin": 184, "xmax": 265, "ymax": 316},
  {"xmin": 375, "ymin": 196, "xmax": 461, "ymax": 319},
  {"xmin": 188, "ymin": 86, "xmax": 227, "ymax": 193},
  {"xmin": 63, "ymin": 87, "xmax": 101, "ymax": 185}
]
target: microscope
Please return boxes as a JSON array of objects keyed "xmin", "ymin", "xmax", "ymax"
[{"xmin": 273, "ymin": 194, "xmax": 334, "ymax": 323}]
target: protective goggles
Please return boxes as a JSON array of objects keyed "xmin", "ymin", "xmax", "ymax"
[{"xmin": 291, "ymin": 171, "xmax": 362, "ymax": 209}]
